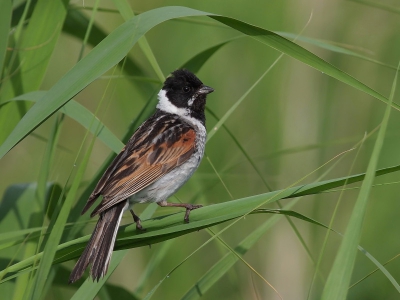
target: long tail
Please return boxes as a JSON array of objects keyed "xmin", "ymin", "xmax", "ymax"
[{"xmin": 69, "ymin": 200, "xmax": 127, "ymax": 283}]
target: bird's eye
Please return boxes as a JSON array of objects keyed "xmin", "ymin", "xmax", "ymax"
[{"xmin": 182, "ymin": 86, "xmax": 191, "ymax": 93}]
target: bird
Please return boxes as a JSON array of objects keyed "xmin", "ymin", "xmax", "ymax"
[{"xmin": 69, "ymin": 69, "xmax": 214, "ymax": 283}]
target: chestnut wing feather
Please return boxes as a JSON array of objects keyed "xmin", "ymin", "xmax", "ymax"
[
  {"xmin": 89, "ymin": 120, "xmax": 196, "ymax": 217},
  {"xmin": 80, "ymin": 116, "xmax": 155, "ymax": 215}
]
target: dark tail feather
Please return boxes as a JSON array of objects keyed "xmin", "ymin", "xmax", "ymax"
[{"xmin": 69, "ymin": 200, "xmax": 127, "ymax": 283}]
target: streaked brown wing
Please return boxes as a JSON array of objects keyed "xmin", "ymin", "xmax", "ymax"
[
  {"xmin": 89, "ymin": 125, "xmax": 196, "ymax": 216},
  {"xmin": 80, "ymin": 117, "xmax": 154, "ymax": 215}
]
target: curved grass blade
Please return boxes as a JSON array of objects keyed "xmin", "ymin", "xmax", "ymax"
[
  {"xmin": 350, "ymin": 254, "xmax": 400, "ymax": 290},
  {"xmin": 63, "ymin": 8, "xmax": 152, "ymax": 98},
  {"xmin": 181, "ymin": 207, "xmax": 400, "ymax": 299},
  {"xmin": 76, "ymin": 0, "xmax": 100, "ymax": 62},
  {"xmin": 277, "ymin": 32, "xmax": 398, "ymax": 71},
  {"xmin": 31, "ymin": 134, "xmax": 97, "ymax": 300},
  {"xmin": 349, "ymin": 0, "xmax": 400, "ymax": 14},
  {"xmin": 210, "ymin": 15, "xmax": 393, "ymax": 109},
  {"xmin": 0, "ymin": 0, "xmax": 68, "ymax": 144},
  {"xmin": 2, "ymin": 162, "xmax": 400, "ymax": 280},
  {"xmin": 308, "ymin": 133, "xmax": 366, "ymax": 299},
  {"xmin": 181, "ymin": 40, "xmax": 231, "ymax": 73},
  {"xmin": 0, "ymin": 7, "xmax": 212, "ymax": 159},
  {"xmin": 0, "ymin": 182, "xmax": 61, "ymax": 300},
  {"xmin": 355, "ymin": 245, "xmax": 400, "ymax": 292},
  {"xmin": 206, "ymin": 52, "xmax": 282, "ymax": 142},
  {"xmin": 1, "ymin": 91, "xmax": 124, "ymax": 153},
  {"xmin": 181, "ymin": 131, "xmax": 359, "ymax": 299},
  {"xmin": 148, "ymin": 13, "xmax": 400, "ymax": 71},
  {"xmin": 1, "ymin": 6, "xmax": 396, "ymax": 159},
  {"xmin": 181, "ymin": 200, "xmax": 299, "ymax": 300},
  {"xmin": 0, "ymin": 0, "xmax": 11, "ymax": 74},
  {"xmin": 321, "ymin": 61, "xmax": 400, "ymax": 300},
  {"xmin": 22, "ymin": 117, "xmax": 65, "ymax": 299},
  {"xmin": 112, "ymin": 0, "xmax": 165, "ymax": 82}
]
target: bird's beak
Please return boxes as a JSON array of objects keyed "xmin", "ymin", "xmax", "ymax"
[{"xmin": 198, "ymin": 85, "xmax": 214, "ymax": 95}]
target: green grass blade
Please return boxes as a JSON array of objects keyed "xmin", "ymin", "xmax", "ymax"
[
  {"xmin": 321, "ymin": 62, "xmax": 400, "ymax": 300},
  {"xmin": 181, "ymin": 199, "xmax": 299, "ymax": 300},
  {"xmin": 76, "ymin": 0, "xmax": 100, "ymax": 61},
  {"xmin": 349, "ymin": 0, "xmax": 400, "ymax": 14},
  {"xmin": 112, "ymin": 0, "xmax": 165, "ymax": 82},
  {"xmin": 206, "ymin": 52, "xmax": 282, "ymax": 142},
  {"xmin": 1, "ymin": 6, "xmax": 395, "ymax": 159},
  {"xmin": 181, "ymin": 138, "xmax": 351, "ymax": 299},
  {"xmin": 308, "ymin": 134, "xmax": 366, "ymax": 299},
  {"xmin": 3, "ymin": 91, "xmax": 124, "ymax": 153},
  {"xmin": 9, "ymin": 0, "xmax": 68, "ymax": 91},
  {"xmin": 0, "ymin": 6, "xmax": 212, "ymax": 159},
  {"xmin": 31, "ymin": 138, "xmax": 96, "ymax": 300},
  {"xmin": 0, "ymin": 182, "xmax": 61, "ymax": 299},
  {"xmin": 63, "ymin": 8, "xmax": 152, "ymax": 99},
  {"xmin": 21, "ymin": 115, "xmax": 64, "ymax": 299},
  {"xmin": 0, "ymin": 0, "xmax": 11, "ymax": 74},
  {"xmin": 0, "ymin": 227, "xmax": 45, "ymax": 245},
  {"xmin": 3, "ymin": 161, "xmax": 400, "ymax": 279},
  {"xmin": 277, "ymin": 32, "xmax": 398, "ymax": 71},
  {"xmin": 355, "ymin": 245, "xmax": 400, "ymax": 292},
  {"xmin": 210, "ymin": 15, "xmax": 393, "ymax": 109},
  {"xmin": 0, "ymin": 0, "xmax": 68, "ymax": 144},
  {"xmin": 350, "ymin": 254, "xmax": 400, "ymax": 290},
  {"xmin": 181, "ymin": 41, "xmax": 231, "ymax": 72}
]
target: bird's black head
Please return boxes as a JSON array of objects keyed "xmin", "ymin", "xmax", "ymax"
[{"xmin": 160, "ymin": 69, "xmax": 214, "ymax": 123}]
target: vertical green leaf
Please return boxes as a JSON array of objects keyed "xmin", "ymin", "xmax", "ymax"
[
  {"xmin": 321, "ymin": 62, "xmax": 400, "ymax": 299},
  {"xmin": 31, "ymin": 140, "xmax": 95, "ymax": 300},
  {"xmin": 0, "ymin": 0, "xmax": 11, "ymax": 74},
  {"xmin": 112, "ymin": 0, "xmax": 165, "ymax": 82},
  {"xmin": 0, "ymin": 0, "xmax": 69, "ymax": 144}
]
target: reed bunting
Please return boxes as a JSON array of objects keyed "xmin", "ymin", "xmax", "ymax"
[{"xmin": 69, "ymin": 69, "xmax": 214, "ymax": 283}]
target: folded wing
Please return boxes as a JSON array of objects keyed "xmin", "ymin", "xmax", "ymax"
[{"xmin": 82, "ymin": 114, "xmax": 197, "ymax": 217}]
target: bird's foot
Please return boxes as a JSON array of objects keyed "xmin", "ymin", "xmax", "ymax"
[
  {"xmin": 130, "ymin": 209, "xmax": 146, "ymax": 231},
  {"xmin": 184, "ymin": 204, "xmax": 203, "ymax": 223}
]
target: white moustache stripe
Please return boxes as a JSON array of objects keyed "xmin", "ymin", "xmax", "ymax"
[
  {"xmin": 156, "ymin": 89, "xmax": 205, "ymax": 130},
  {"xmin": 156, "ymin": 90, "xmax": 189, "ymax": 116}
]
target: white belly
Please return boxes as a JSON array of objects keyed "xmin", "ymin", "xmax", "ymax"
[{"xmin": 129, "ymin": 151, "xmax": 202, "ymax": 204}]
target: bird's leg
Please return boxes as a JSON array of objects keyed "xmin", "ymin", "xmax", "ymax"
[
  {"xmin": 130, "ymin": 209, "xmax": 146, "ymax": 231},
  {"xmin": 157, "ymin": 201, "xmax": 202, "ymax": 223}
]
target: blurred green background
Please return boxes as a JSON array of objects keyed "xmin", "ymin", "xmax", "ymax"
[{"xmin": 1, "ymin": 0, "xmax": 400, "ymax": 299}]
